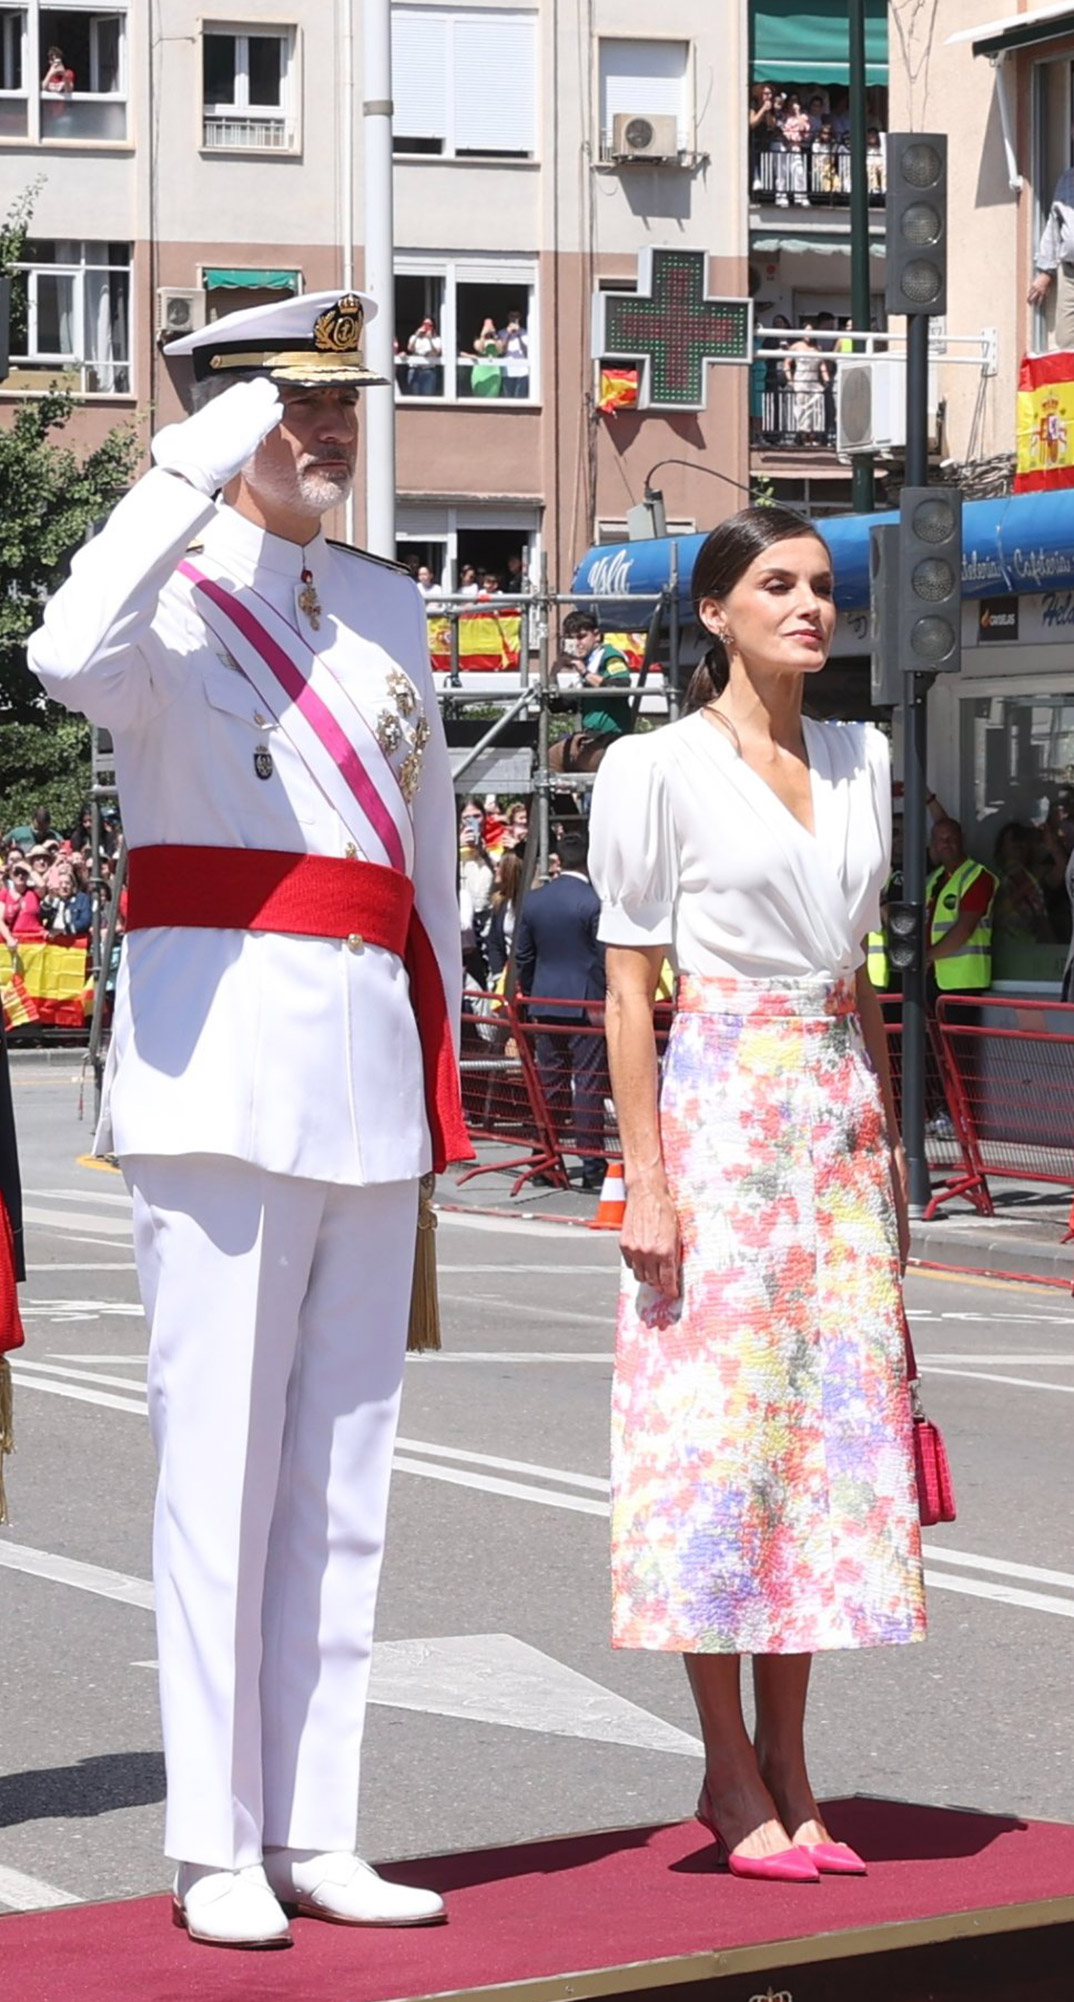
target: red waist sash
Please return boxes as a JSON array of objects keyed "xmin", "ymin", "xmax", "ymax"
[{"xmin": 126, "ymin": 845, "xmax": 472, "ymax": 1172}]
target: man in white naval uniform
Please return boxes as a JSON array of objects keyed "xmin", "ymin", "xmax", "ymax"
[{"xmin": 28, "ymin": 292, "xmax": 468, "ymax": 1949}]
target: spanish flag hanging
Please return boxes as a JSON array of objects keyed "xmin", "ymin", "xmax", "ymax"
[
  {"xmin": 598, "ymin": 367, "xmax": 639, "ymax": 414},
  {"xmin": 1015, "ymin": 351, "xmax": 1074, "ymax": 492}
]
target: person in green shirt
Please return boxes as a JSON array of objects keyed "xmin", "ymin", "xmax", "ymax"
[{"xmin": 561, "ymin": 609, "xmax": 631, "ymax": 740}]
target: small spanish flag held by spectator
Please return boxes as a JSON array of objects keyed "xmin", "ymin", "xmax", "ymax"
[
  {"xmin": 598, "ymin": 367, "xmax": 638, "ymax": 414},
  {"xmin": 1015, "ymin": 351, "xmax": 1074, "ymax": 491}
]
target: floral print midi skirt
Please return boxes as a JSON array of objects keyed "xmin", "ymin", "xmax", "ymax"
[{"xmin": 611, "ymin": 974, "xmax": 926, "ymax": 1655}]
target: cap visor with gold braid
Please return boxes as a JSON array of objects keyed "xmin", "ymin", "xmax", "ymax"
[{"xmin": 165, "ymin": 290, "xmax": 389, "ymax": 387}]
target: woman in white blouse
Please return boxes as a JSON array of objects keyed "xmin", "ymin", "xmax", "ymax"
[{"xmin": 589, "ymin": 507, "xmax": 924, "ymax": 1885}]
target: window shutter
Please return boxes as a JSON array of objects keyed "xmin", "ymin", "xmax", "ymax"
[
  {"xmin": 452, "ymin": 16, "xmax": 536, "ymax": 155},
  {"xmin": 599, "ymin": 39, "xmax": 688, "ymax": 142},
  {"xmin": 392, "ymin": 9, "xmax": 449, "ymax": 142}
]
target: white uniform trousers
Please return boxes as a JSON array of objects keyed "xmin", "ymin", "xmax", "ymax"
[{"xmin": 125, "ymin": 1153, "xmax": 418, "ymax": 1870}]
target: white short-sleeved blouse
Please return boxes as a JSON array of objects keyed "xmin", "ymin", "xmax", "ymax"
[{"xmin": 589, "ymin": 711, "xmax": 891, "ymax": 981}]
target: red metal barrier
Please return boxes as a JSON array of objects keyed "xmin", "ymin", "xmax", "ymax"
[
  {"xmin": 456, "ymin": 989, "xmax": 567, "ymax": 1196},
  {"xmin": 930, "ymin": 995, "xmax": 1074, "ymax": 1219},
  {"xmin": 879, "ymin": 995, "xmax": 993, "ymax": 1218}
]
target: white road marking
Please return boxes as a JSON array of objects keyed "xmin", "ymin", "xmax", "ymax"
[
  {"xmin": 922, "ymin": 1545, "xmax": 1074, "ymax": 1591},
  {"xmin": 919, "ymin": 1353, "xmax": 1074, "ymax": 1365},
  {"xmin": 26, "ymin": 1263, "xmax": 137, "ymax": 1273},
  {"xmin": 23, "ymin": 1205, "xmax": 132, "ymax": 1239},
  {"xmin": 438, "ymin": 1263, "xmax": 615, "ymax": 1275},
  {"xmin": 368, "ymin": 1634, "xmax": 703, "ymax": 1757},
  {"xmin": 923, "ymin": 1366, "xmax": 1074, "ymax": 1395},
  {"xmin": 392, "ymin": 1456, "xmax": 607, "ymax": 1515},
  {"xmin": 441, "ymin": 1292, "xmax": 612, "ymax": 1328},
  {"xmin": 13, "ymin": 1358, "xmax": 149, "ymax": 1394},
  {"xmin": 50, "ymin": 1353, "xmax": 147, "ymax": 1365},
  {"xmin": 937, "ymin": 1311, "xmax": 1072, "ymax": 1325},
  {"xmin": 24, "ymin": 1187, "xmax": 131, "ymax": 1207},
  {"xmin": 923, "ymin": 1572, "xmax": 1074, "ymax": 1619},
  {"xmin": 438, "ymin": 1209, "xmax": 610, "ymax": 1241},
  {"xmin": 409, "ymin": 1351, "xmax": 611, "ymax": 1363},
  {"xmin": 396, "ymin": 1436, "xmax": 610, "ymax": 1492},
  {"xmin": 0, "ymin": 1864, "xmax": 80, "ymax": 1912},
  {"xmin": 0, "ymin": 1541, "xmax": 153, "ymax": 1611},
  {"xmin": 9, "ymin": 1364, "xmax": 146, "ymax": 1416}
]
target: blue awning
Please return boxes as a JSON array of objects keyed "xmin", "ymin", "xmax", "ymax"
[{"xmin": 571, "ymin": 490, "xmax": 1074, "ymax": 616}]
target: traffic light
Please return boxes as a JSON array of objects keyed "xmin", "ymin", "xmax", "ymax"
[
  {"xmin": 885, "ymin": 134, "xmax": 947, "ymax": 319},
  {"xmin": 898, "ymin": 485, "xmax": 962, "ymax": 676},
  {"xmin": 869, "ymin": 522, "xmax": 900, "ymax": 706},
  {"xmin": 887, "ymin": 900, "xmax": 924, "ymax": 977}
]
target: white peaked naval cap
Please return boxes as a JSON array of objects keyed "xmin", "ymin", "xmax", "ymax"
[{"xmin": 163, "ymin": 289, "xmax": 388, "ymax": 386}]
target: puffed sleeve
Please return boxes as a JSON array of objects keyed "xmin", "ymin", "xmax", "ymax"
[{"xmin": 589, "ymin": 735, "xmax": 677, "ymax": 947}]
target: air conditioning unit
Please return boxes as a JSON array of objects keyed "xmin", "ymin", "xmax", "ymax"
[
  {"xmin": 157, "ymin": 287, "xmax": 207, "ymax": 339},
  {"xmin": 837, "ymin": 357, "xmax": 906, "ymax": 454},
  {"xmin": 611, "ymin": 112, "xmax": 680, "ymax": 161}
]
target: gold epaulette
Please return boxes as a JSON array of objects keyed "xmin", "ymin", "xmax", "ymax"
[{"xmin": 325, "ymin": 538, "xmax": 409, "ymax": 576}]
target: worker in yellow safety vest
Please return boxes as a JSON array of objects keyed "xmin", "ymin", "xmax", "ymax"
[{"xmin": 926, "ymin": 818, "xmax": 999, "ymax": 993}]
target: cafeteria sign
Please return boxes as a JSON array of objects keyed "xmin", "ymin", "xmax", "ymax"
[{"xmin": 1015, "ymin": 351, "xmax": 1074, "ymax": 491}]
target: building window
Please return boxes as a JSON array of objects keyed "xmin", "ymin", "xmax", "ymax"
[
  {"xmin": 394, "ymin": 261, "xmax": 536, "ymax": 402},
  {"xmin": 202, "ymin": 23, "xmax": 295, "ymax": 151},
  {"xmin": 391, "ymin": 6, "xmax": 536, "ymax": 159},
  {"xmin": 0, "ymin": 4, "xmax": 129, "ymax": 142},
  {"xmin": 6, "ymin": 238, "xmax": 131, "ymax": 392},
  {"xmin": 598, "ymin": 38, "xmax": 690, "ymax": 161}
]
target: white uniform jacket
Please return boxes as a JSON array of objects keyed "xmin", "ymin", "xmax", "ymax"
[{"xmin": 28, "ymin": 469, "xmax": 462, "ymax": 1187}]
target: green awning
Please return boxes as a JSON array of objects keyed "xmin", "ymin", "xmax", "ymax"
[
  {"xmin": 750, "ymin": 1, "xmax": 888, "ymax": 87},
  {"xmin": 204, "ymin": 268, "xmax": 298, "ymax": 291}
]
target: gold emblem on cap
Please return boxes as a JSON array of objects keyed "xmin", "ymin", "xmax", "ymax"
[{"xmin": 313, "ymin": 294, "xmax": 364, "ymax": 355}]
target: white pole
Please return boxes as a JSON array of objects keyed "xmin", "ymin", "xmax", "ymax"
[
  {"xmin": 362, "ymin": 0, "xmax": 396, "ymax": 557},
  {"xmin": 340, "ymin": 0, "xmax": 356, "ymax": 542}
]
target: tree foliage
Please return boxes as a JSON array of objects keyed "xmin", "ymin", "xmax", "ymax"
[{"xmin": 0, "ymin": 389, "xmax": 140, "ymax": 834}]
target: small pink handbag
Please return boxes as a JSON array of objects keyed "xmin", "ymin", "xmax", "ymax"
[{"xmin": 902, "ymin": 1308, "xmax": 957, "ymax": 1527}]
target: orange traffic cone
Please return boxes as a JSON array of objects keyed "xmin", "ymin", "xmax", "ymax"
[{"xmin": 588, "ymin": 1161, "xmax": 626, "ymax": 1231}]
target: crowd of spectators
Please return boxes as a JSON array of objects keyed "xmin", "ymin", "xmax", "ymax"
[
  {"xmin": 749, "ymin": 82, "xmax": 887, "ymax": 206},
  {"xmin": 395, "ymin": 308, "xmax": 529, "ymax": 399},
  {"xmin": 0, "ymin": 803, "xmax": 109, "ymax": 951},
  {"xmin": 751, "ymin": 314, "xmax": 858, "ymax": 448},
  {"xmin": 407, "ymin": 552, "xmax": 530, "ymax": 600}
]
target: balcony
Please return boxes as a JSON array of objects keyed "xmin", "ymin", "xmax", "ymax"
[
  {"xmin": 38, "ymin": 92, "xmax": 126, "ymax": 142},
  {"xmin": 202, "ymin": 114, "xmax": 294, "ymax": 152},
  {"xmin": 751, "ymin": 143, "xmax": 887, "ymax": 210}
]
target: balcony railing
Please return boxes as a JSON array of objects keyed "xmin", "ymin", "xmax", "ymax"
[
  {"xmin": 394, "ymin": 353, "xmax": 533, "ymax": 403},
  {"xmin": 202, "ymin": 114, "xmax": 294, "ymax": 151},
  {"xmin": 752, "ymin": 145, "xmax": 886, "ymax": 208}
]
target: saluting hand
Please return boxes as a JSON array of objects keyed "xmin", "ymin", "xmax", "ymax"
[{"xmin": 151, "ymin": 376, "xmax": 285, "ymax": 497}]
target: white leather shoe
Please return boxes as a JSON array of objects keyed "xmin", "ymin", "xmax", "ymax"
[
  {"xmin": 172, "ymin": 1861, "xmax": 293, "ymax": 1948},
  {"xmin": 264, "ymin": 1848, "xmax": 446, "ymax": 1926}
]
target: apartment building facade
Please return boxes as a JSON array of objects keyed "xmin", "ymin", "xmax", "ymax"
[{"xmin": 1, "ymin": 2, "xmax": 901, "ymax": 584}]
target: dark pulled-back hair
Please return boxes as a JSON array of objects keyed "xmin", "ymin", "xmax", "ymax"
[{"xmin": 684, "ymin": 505, "xmax": 828, "ymax": 713}]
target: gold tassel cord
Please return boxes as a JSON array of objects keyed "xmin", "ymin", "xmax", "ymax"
[
  {"xmin": 0, "ymin": 1354, "xmax": 13, "ymax": 1526},
  {"xmin": 407, "ymin": 1173, "xmax": 442, "ymax": 1353}
]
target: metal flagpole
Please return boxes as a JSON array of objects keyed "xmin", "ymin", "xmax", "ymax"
[
  {"xmin": 362, "ymin": 0, "xmax": 396, "ymax": 557},
  {"xmin": 340, "ymin": 0, "xmax": 356, "ymax": 544}
]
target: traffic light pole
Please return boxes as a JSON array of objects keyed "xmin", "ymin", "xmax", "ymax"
[
  {"xmin": 848, "ymin": 0, "xmax": 874, "ymax": 516},
  {"xmin": 900, "ymin": 312, "xmax": 933, "ymax": 1213}
]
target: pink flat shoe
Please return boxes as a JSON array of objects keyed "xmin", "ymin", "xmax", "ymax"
[
  {"xmin": 806, "ymin": 1840, "xmax": 867, "ymax": 1876},
  {"xmin": 696, "ymin": 1788, "xmax": 820, "ymax": 1884}
]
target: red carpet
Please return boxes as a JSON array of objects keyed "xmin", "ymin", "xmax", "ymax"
[{"xmin": 3, "ymin": 1799, "xmax": 1073, "ymax": 2002}]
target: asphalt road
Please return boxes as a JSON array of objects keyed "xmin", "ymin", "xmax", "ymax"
[{"xmin": 1, "ymin": 1056, "xmax": 1072, "ymax": 1915}]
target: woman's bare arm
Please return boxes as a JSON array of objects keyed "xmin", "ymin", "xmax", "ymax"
[{"xmin": 605, "ymin": 944, "xmax": 681, "ymax": 1298}]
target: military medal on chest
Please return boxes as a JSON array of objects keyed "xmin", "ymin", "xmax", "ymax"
[
  {"xmin": 296, "ymin": 565, "xmax": 322, "ymax": 631},
  {"xmin": 254, "ymin": 744, "xmax": 274, "ymax": 780},
  {"xmin": 376, "ymin": 668, "xmax": 430, "ymax": 802}
]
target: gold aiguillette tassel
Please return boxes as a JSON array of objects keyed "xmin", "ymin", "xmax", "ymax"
[{"xmin": 407, "ymin": 1173, "xmax": 442, "ymax": 1353}]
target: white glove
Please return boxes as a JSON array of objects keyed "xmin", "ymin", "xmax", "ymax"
[{"xmin": 151, "ymin": 376, "xmax": 284, "ymax": 496}]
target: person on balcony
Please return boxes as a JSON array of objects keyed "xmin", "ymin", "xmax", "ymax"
[
  {"xmin": 783, "ymin": 326, "xmax": 829, "ymax": 448},
  {"xmin": 778, "ymin": 94, "xmax": 811, "ymax": 207},
  {"xmin": 1028, "ymin": 150, "xmax": 1074, "ymax": 349},
  {"xmin": 499, "ymin": 310, "xmax": 530, "ymax": 398},
  {"xmin": 405, "ymin": 316, "xmax": 443, "ymax": 395}
]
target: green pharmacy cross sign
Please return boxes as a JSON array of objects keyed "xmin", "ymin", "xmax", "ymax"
[{"xmin": 592, "ymin": 248, "xmax": 751, "ymax": 410}]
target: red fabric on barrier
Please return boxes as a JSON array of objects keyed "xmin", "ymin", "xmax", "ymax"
[
  {"xmin": 3, "ymin": 1802, "xmax": 1072, "ymax": 2002},
  {"xmin": 126, "ymin": 845, "xmax": 472, "ymax": 1171}
]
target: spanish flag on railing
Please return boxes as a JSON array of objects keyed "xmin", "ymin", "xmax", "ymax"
[
  {"xmin": 1015, "ymin": 351, "xmax": 1074, "ymax": 492},
  {"xmin": 0, "ymin": 939, "xmax": 92, "ymax": 1031},
  {"xmin": 427, "ymin": 611, "xmax": 523, "ymax": 674}
]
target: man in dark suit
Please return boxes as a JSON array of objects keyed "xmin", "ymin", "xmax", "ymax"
[{"xmin": 514, "ymin": 830, "xmax": 608, "ymax": 1190}]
